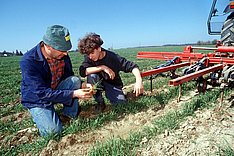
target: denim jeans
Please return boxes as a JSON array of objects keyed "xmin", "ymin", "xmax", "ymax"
[
  {"xmin": 87, "ymin": 74, "xmax": 127, "ymax": 105},
  {"xmin": 29, "ymin": 76, "xmax": 81, "ymax": 136}
]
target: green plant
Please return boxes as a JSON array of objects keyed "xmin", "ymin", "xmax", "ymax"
[{"xmin": 91, "ymin": 78, "xmax": 103, "ymax": 93}]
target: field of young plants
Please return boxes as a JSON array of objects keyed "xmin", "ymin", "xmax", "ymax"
[{"xmin": 0, "ymin": 45, "xmax": 233, "ymax": 155}]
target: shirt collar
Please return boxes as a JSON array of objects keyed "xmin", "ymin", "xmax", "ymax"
[{"xmin": 33, "ymin": 42, "xmax": 46, "ymax": 61}]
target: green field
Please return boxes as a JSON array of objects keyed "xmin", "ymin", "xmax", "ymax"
[{"xmin": 0, "ymin": 45, "xmax": 233, "ymax": 155}]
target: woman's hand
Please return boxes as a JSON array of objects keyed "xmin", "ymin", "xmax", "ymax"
[
  {"xmin": 101, "ymin": 65, "xmax": 115, "ymax": 80},
  {"xmin": 133, "ymin": 81, "xmax": 144, "ymax": 97},
  {"xmin": 132, "ymin": 68, "xmax": 144, "ymax": 96},
  {"xmin": 85, "ymin": 65, "xmax": 115, "ymax": 80}
]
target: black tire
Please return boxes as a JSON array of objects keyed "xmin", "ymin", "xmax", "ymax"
[
  {"xmin": 197, "ymin": 77, "xmax": 207, "ymax": 93},
  {"xmin": 221, "ymin": 14, "xmax": 234, "ymax": 46}
]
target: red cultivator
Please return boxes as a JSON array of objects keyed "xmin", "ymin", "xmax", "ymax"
[{"xmin": 137, "ymin": 45, "xmax": 234, "ymax": 102}]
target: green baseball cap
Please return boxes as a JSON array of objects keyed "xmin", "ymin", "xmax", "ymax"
[{"xmin": 43, "ymin": 25, "xmax": 72, "ymax": 51}]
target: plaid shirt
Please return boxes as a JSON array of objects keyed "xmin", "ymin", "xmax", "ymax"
[{"xmin": 47, "ymin": 58, "xmax": 65, "ymax": 89}]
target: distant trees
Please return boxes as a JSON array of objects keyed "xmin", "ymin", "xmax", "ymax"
[
  {"xmin": 0, "ymin": 49, "xmax": 23, "ymax": 57},
  {"xmin": 0, "ymin": 40, "xmax": 220, "ymax": 57},
  {"xmin": 196, "ymin": 39, "xmax": 218, "ymax": 45},
  {"xmin": 15, "ymin": 50, "xmax": 23, "ymax": 56},
  {"xmin": 16, "ymin": 50, "xmax": 19, "ymax": 55}
]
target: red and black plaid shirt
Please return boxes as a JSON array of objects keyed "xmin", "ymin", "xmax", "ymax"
[{"xmin": 47, "ymin": 59, "xmax": 65, "ymax": 89}]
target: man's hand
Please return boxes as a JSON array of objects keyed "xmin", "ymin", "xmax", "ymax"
[
  {"xmin": 82, "ymin": 82, "xmax": 93, "ymax": 89},
  {"xmin": 73, "ymin": 89, "xmax": 93, "ymax": 99},
  {"xmin": 81, "ymin": 82, "xmax": 97, "ymax": 94}
]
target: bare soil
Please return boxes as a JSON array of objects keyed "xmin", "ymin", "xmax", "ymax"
[
  {"xmin": 40, "ymin": 89, "xmax": 234, "ymax": 156},
  {"xmin": 1, "ymin": 87, "xmax": 233, "ymax": 156}
]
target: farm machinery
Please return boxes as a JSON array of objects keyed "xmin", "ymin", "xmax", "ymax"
[{"xmin": 137, "ymin": 0, "xmax": 234, "ymax": 102}]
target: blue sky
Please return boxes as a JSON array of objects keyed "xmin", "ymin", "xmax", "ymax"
[{"xmin": 1, "ymin": 0, "xmax": 220, "ymax": 52}]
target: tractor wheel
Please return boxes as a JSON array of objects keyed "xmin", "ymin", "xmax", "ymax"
[
  {"xmin": 170, "ymin": 70, "xmax": 178, "ymax": 79},
  {"xmin": 197, "ymin": 77, "xmax": 207, "ymax": 93},
  {"xmin": 209, "ymin": 71, "xmax": 221, "ymax": 87},
  {"xmin": 221, "ymin": 16, "xmax": 234, "ymax": 46}
]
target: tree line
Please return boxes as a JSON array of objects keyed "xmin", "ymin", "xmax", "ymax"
[
  {"xmin": 0, "ymin": 50, "xmax": 23, "ymax": 57},
  {"xmin": 0, "ymin": 40, "xmax": 219, "ymax": 57},
  {"xmin": 196, "ymin": 39, "xmax": 218, "ymax": 45}
]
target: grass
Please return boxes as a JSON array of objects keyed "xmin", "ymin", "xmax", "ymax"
[
  {"xmin": 1, "ymin": 45, "xmax": 233, "ymax": 155},
  {"xmin": 216, "ymin": 140, "xmax": 234, "ymax": 156},
  {"xmin": 0, "ymin": 118, "xmax": 33, "ymax": 134},
  {"xmin": 88, "ymin": 88, "xmax": 232, "ymax": 156},
  {"xmin": 0, "ymin": 56, "xmax": 22, "ymax": 118}
]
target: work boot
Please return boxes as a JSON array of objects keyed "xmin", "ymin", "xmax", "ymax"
[
  {"xmin": 60, "ymin": 106, "xmax": 82, "ymax": 124},
  {"xmin": 94, "ymin": 103, "xmax": 106, "ymax": 114},
  {"xmin": 60, "ymin": 114, "xmax": 72, "ymax": 124}
]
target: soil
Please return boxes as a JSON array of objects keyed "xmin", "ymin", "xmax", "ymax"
[
  {"xmin": 40, "ymin": 88, "xmax": 234, "ymax": 156},
  {"xmin": 1, "ymin": 86, "xmax": 234, "ymax": 156}
]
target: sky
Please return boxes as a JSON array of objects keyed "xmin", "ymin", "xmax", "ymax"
[{"xmin": 0, "ymin": 0, "xmax": 222, "ymax": 53}]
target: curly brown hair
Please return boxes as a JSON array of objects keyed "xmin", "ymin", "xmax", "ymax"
[{"xmin": 78, "ymin": 33, "xmax": 104, "ymax": 54}]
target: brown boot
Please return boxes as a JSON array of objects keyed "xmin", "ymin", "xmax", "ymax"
[
  {"xmin": 60, "ymin": 114, "xmax": 72, "ymax": 124},
  {"xmin": 60, "ymin": 106, "xmax": 82, "ymax": 123}
]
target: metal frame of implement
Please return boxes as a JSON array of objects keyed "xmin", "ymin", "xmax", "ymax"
[{"xmin": 137, "ymin": 45, "xmax": 234, "ymax": 102}]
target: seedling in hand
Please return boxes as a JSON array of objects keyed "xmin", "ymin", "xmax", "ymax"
[{"xmin": 91, "ymin": 79, "xmax": 103, "ymax": 94}]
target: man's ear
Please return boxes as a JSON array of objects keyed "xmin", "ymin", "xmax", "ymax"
[
  {"xmin": 47, "ymin": 45, "xmax": 53, "ymax": 50},
  {"xmin": 44, "ymin": 44, "xmax": 53, "ymax": 50}
]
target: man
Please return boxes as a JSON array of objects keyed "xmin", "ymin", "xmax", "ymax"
[
  {"xmin": 78, "ymin": 33, "xmax": 144, "ymax": 113},
  {"xmin": 20, "ymin": 25, "xmax": 93, "ymax": 136}
]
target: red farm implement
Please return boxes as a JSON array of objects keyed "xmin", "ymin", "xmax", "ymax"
[{"xmin": 137, "ymin": 45, "xmax": 234, "ymax": 102}]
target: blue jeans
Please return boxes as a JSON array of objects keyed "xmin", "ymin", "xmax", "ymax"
[
  {"xmin": 87, "ymin": 74, "xmax": 127, "ymax": 105},
  {"xmin": 29, "ymin": 76, "xmax": 81, "ymax": 136}
]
